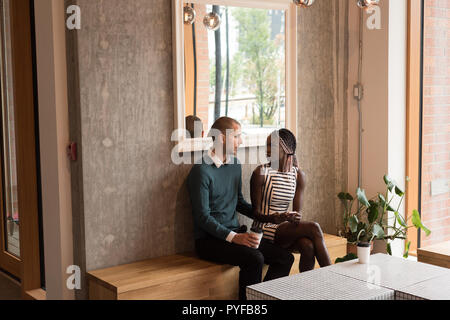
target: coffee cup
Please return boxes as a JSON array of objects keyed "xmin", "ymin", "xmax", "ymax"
[{"xmin": 249, "ymin": 228, "xmax": 263, "ymax": 249}]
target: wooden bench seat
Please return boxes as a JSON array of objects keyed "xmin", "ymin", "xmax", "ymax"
[
  {"xmin": 417, "ymin": 241, "xmax": 450, "ymax": 269},
  {"xmin": 87, "ymin": 234, "xmax": 347, "ymax": 300}
]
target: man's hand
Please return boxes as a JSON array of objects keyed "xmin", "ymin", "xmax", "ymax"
[{"xmin": 232, "ymin": 233, "xmax": 261, "ymax": 248}]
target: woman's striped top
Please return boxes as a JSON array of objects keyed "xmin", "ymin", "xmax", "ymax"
[{"xmin": 251, "ymin": 163, "xmax": 298, "ymax": 242}]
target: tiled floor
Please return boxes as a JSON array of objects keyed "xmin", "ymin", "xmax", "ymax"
[{"xmin": 0, "ymin": 271, "xmax": 21, "ymax": 300}]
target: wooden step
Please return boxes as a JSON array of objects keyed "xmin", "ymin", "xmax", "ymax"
[{"xmin": 87, "ymin": 234, "xmax": 347, "ymax": 300}]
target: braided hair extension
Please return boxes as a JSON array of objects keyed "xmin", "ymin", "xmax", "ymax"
[{"xmin": 277, "ymin": 129, "xmax": 299, "ymax": 170}]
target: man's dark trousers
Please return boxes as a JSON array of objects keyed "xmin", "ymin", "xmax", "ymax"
[{"xmin": 195, "ymin": 234, "xmax": 295, "ymax": 300}]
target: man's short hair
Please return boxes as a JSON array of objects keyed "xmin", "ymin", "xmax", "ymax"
[
  {"xmin": 208, "ymin": 117, "xmax": 241, "ymax": 141},
  {"xmin": 186, "ymin": 115, "xmax": 203, "ymax": 138}
]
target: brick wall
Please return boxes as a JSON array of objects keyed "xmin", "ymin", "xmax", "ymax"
[{"xmin": 420, "ymin": 0, "xmax": 450, "ymax": 247}]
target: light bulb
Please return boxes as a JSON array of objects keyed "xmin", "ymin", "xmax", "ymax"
[
  {"xmin": 184, "ymin": 6, "xmax": 196, "ymax": 25},
  {"xmin": 357, "ymin": 0, "xmax": 380, "ymax": 9},
  {"xmin": 293, "ymin": 0, "xmax": 316, "ymax": 7},
  {"xmin": 203, "ymin": 12, "xmax": 221, "ymax": 31}
]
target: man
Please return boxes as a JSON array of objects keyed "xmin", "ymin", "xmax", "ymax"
[
  {"xmin": 185, "ymin": 115, "xmax": 204, "ymax": 138},
  {"xmin": 187, "ymin": 117, "xmax": 294, "ymax": 300}
]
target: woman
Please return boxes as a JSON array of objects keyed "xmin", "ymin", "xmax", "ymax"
[{"xmin": 250, "ymin": 129, "xmax": 331, "ymax": 273}]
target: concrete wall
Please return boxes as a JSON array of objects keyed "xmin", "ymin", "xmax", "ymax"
[
  {"xmin": 66, "ymin": 0, "xmax": 195, "ymax": 300},
  {"xmin": 66, "ymin": 0, "xmax": 348, "ymax": 299},
  {"xmin": 297, "ymin": 0, "xmax": 349, "ymax": 235}
]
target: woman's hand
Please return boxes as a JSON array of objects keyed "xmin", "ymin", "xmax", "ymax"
[
  {"xmin": 271, "ymin": 213, "xmax": 291, "ymax": 224},
  {"xmin": 271, "ymin": 212, "xmax": 302, "ymax": 224},
  {"xmin": 286, "ymin": 212, "xmax": 302, "ymax": 225}
]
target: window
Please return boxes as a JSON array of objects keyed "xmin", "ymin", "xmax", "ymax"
[
  {"xmin": 407, "ymin": 0, "xmax": 449, "ymax": 253},
  {"xmin": 419, "ymin": 0, "xmax": 450, "ymax": 248}
]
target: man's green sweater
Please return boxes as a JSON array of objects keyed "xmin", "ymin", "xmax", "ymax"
[{"xmin": 187, "ymin": 156, "xmax": 253, "ymax": 241}]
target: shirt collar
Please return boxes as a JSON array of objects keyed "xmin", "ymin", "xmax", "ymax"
[{"xmin": 208, "ymin": 148, "xmax": 231, "ymax": 168}]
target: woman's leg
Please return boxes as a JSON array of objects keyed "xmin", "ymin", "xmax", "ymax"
[
  {"xmin": 290, "ymin": 238, "xmax": 316, "ymax": 272},
  {"xmin": 274, "ymin": 221, "xmax": 332, "ymax": 268}
]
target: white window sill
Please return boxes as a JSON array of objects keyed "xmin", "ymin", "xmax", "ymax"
[{"xmin": 175, "ymin": 132, "xmax": 269, "ymax": 153}]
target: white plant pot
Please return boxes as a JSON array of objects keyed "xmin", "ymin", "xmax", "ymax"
[{"xmin": 357, "ymin": 243, "xmax": 371, "ymax": 264}]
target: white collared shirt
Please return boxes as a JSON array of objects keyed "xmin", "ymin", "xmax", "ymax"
[
  {"xmin": 208, "ymin": 148, "xmax": 232, "ymax": 168},
  {"xmin": 207, "ymin": 148, "xmax": 237, "ymax": 243}
]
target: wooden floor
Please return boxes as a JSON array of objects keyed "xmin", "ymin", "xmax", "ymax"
[{"xmin": 0, "ymin": 271, "xmax": 21, "ymax": 300}]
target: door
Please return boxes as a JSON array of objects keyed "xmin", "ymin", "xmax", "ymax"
[{"xmin": 0, "ymin": 0, "xmax": 43, "ymax": 295}]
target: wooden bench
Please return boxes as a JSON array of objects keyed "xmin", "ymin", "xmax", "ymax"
[
  {"xmin": 417, "ymin": 241, "xmax": 450, "ymax": 269},
  {"xmin": 87, "ymin": 234, "xmax": 347, "ymax": 300}
]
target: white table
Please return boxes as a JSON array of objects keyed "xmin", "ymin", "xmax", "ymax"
[
  {"xmin": 247, "ymin": 267, "xmax": 395, "ymax": 300},
  {"xmin": 247, "ymin": 254, "xmax": 450, "ymax": 300},
  {"xmin": 396, "ymin": 274, "xmax": 450, "ymax": 300}
]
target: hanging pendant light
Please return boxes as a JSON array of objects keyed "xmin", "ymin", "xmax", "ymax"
[
  {"xmin": 356, "ymin": 0, "xmax": 380, "ymax": 9},
  {"xmin": 184, "ymin": 5, "xmax": 196, "ymax": 25},
  {"xmin": 292, "ymin": 0, "xmax": 316, "ymax": 7},
  {"xmin": 203, "ymin": 11, "xmax": 221, "ymax": 31}
]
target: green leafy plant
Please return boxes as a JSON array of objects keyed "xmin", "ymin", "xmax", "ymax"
[
  {"xmin": 338, "ymin": 187, "xmax": 383, "ymax": 244},
  {"xmin": 338, "ymin": 175, "xmax": 431, "ymax": 258},
  {"xmin": 335, "ymin": 253, "xmax": 358, "ymax": 264}
]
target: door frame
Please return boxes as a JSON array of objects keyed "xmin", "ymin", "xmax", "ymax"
[
  {"xmin": 0, "ymin": 0, "xmax": 42, "ymax": 293},
  {"xmin": 405, "ymin": 0, "xmax": 423, "ymax": 256},
  {"xmin": 0, "ymin": 0, "xmax": 75, "ymax": 300},
  {"xmin": 34, "ymin": 0, "xmax": 75, "ymax": 300}
]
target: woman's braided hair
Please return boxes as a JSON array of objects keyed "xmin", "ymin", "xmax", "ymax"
[
  {"xmin": 278, "ymin": 129, "xmax": 297, "ymax": 155},
  {"xmin": 276, "ymin": 128, "xmax": 298, "ymax": 169}
]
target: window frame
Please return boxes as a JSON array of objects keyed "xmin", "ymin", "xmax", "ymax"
[
  {"xmin": 172, "ymin": 0, "xmax": 298, "ymax": 153},
  {"xmin": 406, "ymin": 0, "xmax": 424, "ymax": 256}
]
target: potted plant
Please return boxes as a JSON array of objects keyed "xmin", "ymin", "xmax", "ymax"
[
  {"xmin": 355, "ymin": 229, "xmax": 376, "ymax": 264},
  {"xmin": 338, "ymin": 188, "xmax": 384, "ymax": 255},
  {"xmin": 371, "ymin": 175, "xmax": 431, "ymax": 257},
  {"xmin": 338, "ymin": 175, "xmax": 431, "ymax": 258}
]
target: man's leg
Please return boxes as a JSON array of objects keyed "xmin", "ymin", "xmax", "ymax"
[
  {"xmin": 258, "ymin": 239, "xmax": 295, "ymax": 282},
  {"xmin": 195, "ymin": 235, "xmax": 264, "ymax": 300}
]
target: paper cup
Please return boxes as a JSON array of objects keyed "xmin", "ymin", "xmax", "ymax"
[{"xmin": 249, "ymin": 230, "xmax": 263, "ymax": 249}]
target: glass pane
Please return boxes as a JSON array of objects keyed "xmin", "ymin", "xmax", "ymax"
[
  {"xmin": 420, "ymin": 1, "xmax": 450, "ymax": 248},
  {"xmin": 184, "ymin": 3, "xmax": 286, "ymax": 138},
  {"xmin": 0, "ymin": 0, "xmax": 20, "ymax": 258}
]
